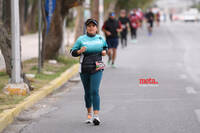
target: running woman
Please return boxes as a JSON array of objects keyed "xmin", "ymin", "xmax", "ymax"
[
  {"xmin": 118, "ymin": 9, "xmax": 129, "ymax": 48},
  {"xmin": 70, "ymin": 18, "xmax": 108, "ymax": 126},
  {"xmin": 102, "ymin": 12, "xmax": 122, "ymax": 68}
]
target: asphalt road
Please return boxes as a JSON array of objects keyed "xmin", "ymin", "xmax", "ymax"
[{"xmin": 3, "ymin": 22, "xmax": 200, "ymax": 133}]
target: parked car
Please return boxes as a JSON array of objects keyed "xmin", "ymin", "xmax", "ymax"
[{"xmin": 183, "ymin": 8, "xmax": 200, "ymax": 22}]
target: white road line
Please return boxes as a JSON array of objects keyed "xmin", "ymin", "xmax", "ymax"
[
  {"xmin": 185, "ymin": 87, "xmax": 197, "ymax": 94},
  {"xmin": 195, "ymin": 110, "xmax": 200, "ymax": 123}
]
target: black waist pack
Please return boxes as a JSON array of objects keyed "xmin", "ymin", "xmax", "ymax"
[{"xmin": 81, "ymin": 53, "xmax": 102, "ymax": 74}]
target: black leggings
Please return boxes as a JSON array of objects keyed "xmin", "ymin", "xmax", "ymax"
[
  {"xmin": 120, "ymin": 30, "xmax": 127, "ymax": 47},
  {"xmin": 131, "ymin": 28, "xmax": 137, "ymax": 39}
]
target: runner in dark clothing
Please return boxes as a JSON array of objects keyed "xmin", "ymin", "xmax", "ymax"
[
  {"xmin": 145, "ymin": 9, "xmax": 155, "ymax": 36},
  {"xmin": 118, "ymin": 10, "xmax": 129, "ymax": 48},
  {"xmin": 129, "ymin": 9, "xmax": 140, "ymax": 42},
  {"xmin": 102, "ymin": 12, "xmax": 122, "ymax": 68}
]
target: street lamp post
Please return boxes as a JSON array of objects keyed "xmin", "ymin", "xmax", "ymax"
[
  {"xmin": 4, "ymin": 0, "xmax": 29, "ymax": 95},
  {"xmin": 11, "ymin": 0, "xmax": 21, "ymax": 83}
]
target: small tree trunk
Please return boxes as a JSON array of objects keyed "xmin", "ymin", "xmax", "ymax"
[
  {"xmin": 2, "ymin": 0, "xmax": 11, "ymax": 32},
  {"xmin": 0, "ymin": 0, "xmax": 3, "ymax": 21},
  {"xmin": 0, "ymin": 25, "xmax": 12, "ymax": 76},
  {"xmin": 25, "ymin": 0, "xmax": 38, "ymax": 33},
  {"xmin": 42, "ymin": 0, "xmax": 83, "ymax": 60},
  {"xmin": 43, "ymin": 0, "xmax": 64, "ymax": 60},
  {"xmin": 91, "ymin": 0, "xmax": 99, "ymax": 21},
  {"xmin": 75, "ymin": 5, "xmax": 84, "ymax": 40},
  {"xmin": 41, "ymin": 0, "xmax": 47, "ymax": 67},
  {"xmin": 104, "ymin": 0, "xmax": 117, "ymax": 19},
  {"xmin": 24, "ymin": 0, "xmax": 29, "ymax": 23},
  {"xmin": 19, "ymin": 0, "xmax": 25, "ymax": 35}
]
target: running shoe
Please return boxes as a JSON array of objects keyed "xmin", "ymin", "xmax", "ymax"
[
  {"xmin": 133, "ymin": 39, "xmax": 138, "ymax": 43},
  {"xmin": 85, "ymin": 118, "xmax": 92, "ymax": 124},
  {"xmin": 107, "ymin": 60, "xmax": 111, "ymax": 65},
  {"xmin": 85, "ymin": 114, "xmax": 92, "ymax": 124},
  {"xmin": 111, "ymin": 64, "xmax": 117, "ymax": 68},
  {"xmin": 93, "ymin": 116, "xmax": 101, "ymax": 125},
  {"xmin": 107, "ymin": 55, "xmax": 112, "ymax": 65},
  {"xmin": 148, "ymin": 32, "xmax": 152, "ymax": 36}
]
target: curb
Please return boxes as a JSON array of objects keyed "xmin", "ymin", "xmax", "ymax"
[{"xmin": 0, "ymin": 64, "xmax": 80, "ymax": 132}]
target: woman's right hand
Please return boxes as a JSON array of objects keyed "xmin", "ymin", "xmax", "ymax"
[
  {"xmin": 78, "ymin": 46, "xmax": 86, "ymax": 54},
  {"xmin": 106, "ymin": 31, "xmax": 111, "ymax": 36},
  {"xmin": 101, "ymin": 50, "xmax": 107, "ymax": 56}
]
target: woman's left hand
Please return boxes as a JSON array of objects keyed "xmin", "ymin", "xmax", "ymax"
[
  {"xmin": 117, "ymin": 28, "xmax": 122, "ymax": 33},
  {"xmin": 102, "ymin": 50, "xmax": 107, "ymax": 56}
]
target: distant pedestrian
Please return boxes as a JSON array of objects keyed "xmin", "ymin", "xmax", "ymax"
[
  {"xmin": 70, "ymin": 18, "xmax": 108, "ymax": 126},
  {"xmin": 118, "ymin": 9, "xmax": 129, "ymax": 48},
  {"xmin": 137, "ymin": 8, "xmax": 144, "ymax": 28},
  {"xmin": 129, "ymin": 9, "xmax": 140, "ymax": 42},
  {"xmin": 170, "ymin": 13, "xmax": 173, "ymax": 22},
  {"xmin": 156, "ymin": 11, "xmax": 160, "ymax": 27},
  {"xmin": 102, "ymin": 12, "xmax": 122, "ymax": 68},
  {"xmin": 163, "ymin": 12, "xmax": 167, "ymax": 22},
  {"xmin": 145, "ymin": 9, "xmax": 155, "ymax": 36}
]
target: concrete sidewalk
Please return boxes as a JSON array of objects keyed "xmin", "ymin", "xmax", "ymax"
[{"xmin": 0, "ymin": 29, "xmax": 75, "ymax": 70}]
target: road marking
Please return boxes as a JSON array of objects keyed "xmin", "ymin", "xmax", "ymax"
[
  {"xmin": 195, "ymin": 110, "xmax": 200, "ymax": 123},
  {"xmin": 185, "ymin": 87, "xmax": 197, "ymax": 94}
]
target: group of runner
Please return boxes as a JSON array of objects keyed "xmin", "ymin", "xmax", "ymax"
[{"xmin": 102, "ymin": 8, "xmax": 160, "ymax": 68}]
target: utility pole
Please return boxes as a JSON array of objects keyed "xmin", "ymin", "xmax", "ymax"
[
  {"xmin": 4, "ymin": 0, "xmax": 28, "ymax": 95},
  {"xmin": 11, "ymin": 0, "xmax": 21, "ymax": 83},
  {"xmin": 99, "ymin": 0, "xmax": 104, "ymax": 36}
]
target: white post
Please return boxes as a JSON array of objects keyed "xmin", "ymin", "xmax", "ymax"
[
  {"xmin": 59, "ymin": 18, "xmax": 66, "ymax": 55},
  {"xmin": 11, "ymin": 0, "xmax": 22, "ymax": 83},
  {"xmin": 99, "ymin": 0, "xmax": 104, "ymax": 36},
  {"xmin": 4, "ymin": 0, "xmax": 29, "ymax": 95}
]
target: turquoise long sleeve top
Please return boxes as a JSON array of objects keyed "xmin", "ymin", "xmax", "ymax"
[{"xmin": 71, "ymin": 34, "xmax": 108, "ymax": 55}]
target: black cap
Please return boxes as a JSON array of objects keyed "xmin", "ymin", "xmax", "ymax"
[
  {"xmin": 85, "ymin": 18, "xmax": 98, "ymax": 26},
  {"xmin": 109, "ymin": 12, "xmax": 115, "ymax": 17}
]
